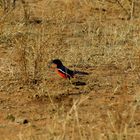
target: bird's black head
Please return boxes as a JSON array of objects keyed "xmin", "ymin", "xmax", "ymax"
[{"xmin": 51, "ymin": 59, "xmax": 63, "ymax": 67}]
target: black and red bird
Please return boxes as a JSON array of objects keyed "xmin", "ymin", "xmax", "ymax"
[{"xmin": 49, "ymin": 59, "xmax": 88, "ymax": 79}]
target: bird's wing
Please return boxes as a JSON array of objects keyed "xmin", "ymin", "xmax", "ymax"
[{"xmin": 58, "ymin": 65, "xmax": 74, "ymax": 76}]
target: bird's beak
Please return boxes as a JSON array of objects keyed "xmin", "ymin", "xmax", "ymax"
[{"xmin": 48, "ymin": 61, "xmax": 52, "ymax": 68}]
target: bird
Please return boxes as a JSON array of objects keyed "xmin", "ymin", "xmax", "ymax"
[{"xmin": 49, "ymin": 59, "xmax": 88, "ymax": 80}]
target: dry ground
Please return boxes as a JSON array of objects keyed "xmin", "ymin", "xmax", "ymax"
[{"xmin": 0, "ymin": 0, "xmax": 140, "ymax": 140}]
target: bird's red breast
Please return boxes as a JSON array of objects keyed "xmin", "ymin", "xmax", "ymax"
[
  {"xmin": 56, "ymin": 67, "xmax": 74, "ymax": 79},
  {"xmin": 56, "ymin": 69, "xmax": 69, "ymax": 79}
]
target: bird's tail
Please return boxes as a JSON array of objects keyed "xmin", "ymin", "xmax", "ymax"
[{"xmin": 74, "ymin": 71, "xmax": 89, "ymax": 75}]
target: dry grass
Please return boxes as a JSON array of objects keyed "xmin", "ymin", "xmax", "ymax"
[{"xmin": 0, "ymin": 0, "xmax": 140, "ymax": 140}]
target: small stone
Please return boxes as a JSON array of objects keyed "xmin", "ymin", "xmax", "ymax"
[
  {"xmin": 15, "ymin": 118, "xmax": 29, "ymax": 124},
  {"xmin": 33, "ymin": 94, "xmax": 39, "ymax": 99},
  {"xmin": 19, "ymin": 87, "xmax": 23, "ymax": 89}
]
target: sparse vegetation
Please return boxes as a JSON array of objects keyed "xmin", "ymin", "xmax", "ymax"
[{"xmin": 0, "ymin": 0, "xmax": 140, "ymax": 140}]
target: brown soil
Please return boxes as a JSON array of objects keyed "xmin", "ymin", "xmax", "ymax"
[{"xmin": 0, "ymin": 0, "xmax": 140, "ymax": 140}]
